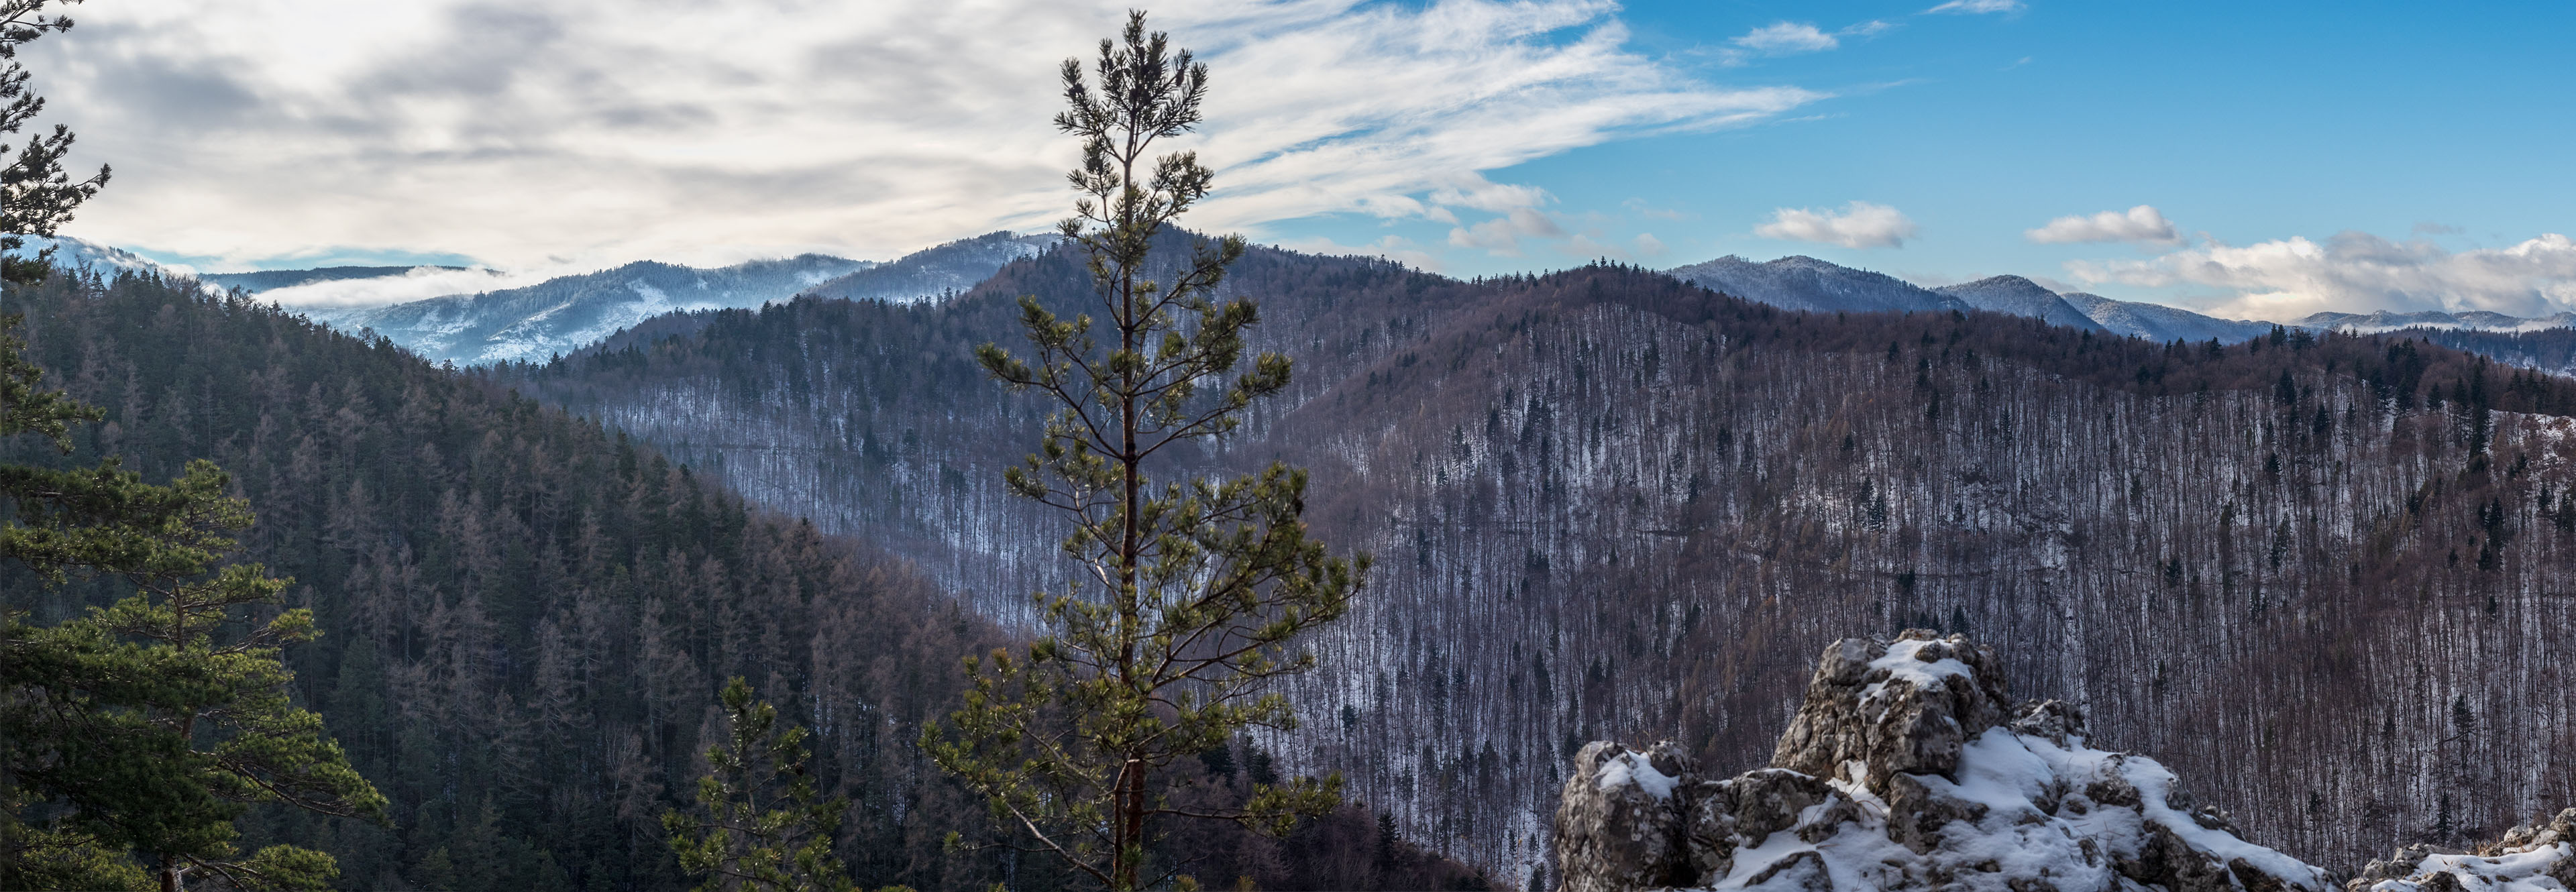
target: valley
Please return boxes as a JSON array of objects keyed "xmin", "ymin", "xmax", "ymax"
[{"xmin": 490, "ymin": 236, "xmax": 2576, "ymax": 879}]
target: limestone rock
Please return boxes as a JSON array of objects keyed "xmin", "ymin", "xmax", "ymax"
[
  {"xmin": 1552, "ymin": 631, "xmax": 2334, "ymax": 892},
  {"xmin": 1768, "ymin": 630, "xmax": 2015, "ymax": 790},
  {"xmin": 2347, "ymin": 808, "xmax": 2576, "ymax": 892},
  {"xmin": 1554, "ymin": 740, "xmax": 1697, "ymax": 892}
]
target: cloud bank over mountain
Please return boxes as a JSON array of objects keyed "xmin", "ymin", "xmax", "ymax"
[
  {"xmin": 29, "ymin": 0, "xmax": 1822, "ymax": 272},
  {"xmin": 1755, "ymin": 201, "xmax": 1918, "ymax": 249},
  {"xmin": 2068, "ymin": 231, "xmax": 2576, "ymax": 321},
  {"xmin": 2027, "ymin": 205, "xmax": 2182, "ymax": 245}
]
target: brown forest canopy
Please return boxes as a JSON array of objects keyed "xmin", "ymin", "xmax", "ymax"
[{"xmin": 504, "ymin": 243, "xmax": 2576, "ymax": 875}]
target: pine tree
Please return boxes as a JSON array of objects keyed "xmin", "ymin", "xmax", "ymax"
[
  {"xmin": 1, "ymin": 0, "xmax": 112, "ymax": 287},
  {"xmin": 2, "ymin": 315, "xmax": 388, "ymax": 889},
  {"xmin": 926, "ymin": 11, "xmax": 1365, "ymax": 889},
  {"xmin": 663, "ymin": 677, "xmax": 857, "ymax": 892},
  {"xmin": 2, "ymin": 11, "xmax": 382, "ymax": 887}
]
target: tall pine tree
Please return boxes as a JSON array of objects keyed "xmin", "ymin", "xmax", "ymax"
[
  {"xmin": 1, "ymin": 5, "xmax": 385, "ymax": 889},
  {"xmin": 1, "ymin": 0, "xmax": 111, "ymax": 287},
  {"xmin": 925, "ymin": 11, "xmax": 1366, "ymax": 890}
]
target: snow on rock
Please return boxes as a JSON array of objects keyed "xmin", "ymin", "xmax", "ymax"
[
  {"xmin": 1558, "ymin": 740, "xmax": 1701, "ymax": 891},
  {"xmin": 1555, "ymin": 630, "xmax": 2334, "ymax": 892},
  {"xmin": 2347, "ymin": 810, "xmax": 2576, "ymax": 892}
]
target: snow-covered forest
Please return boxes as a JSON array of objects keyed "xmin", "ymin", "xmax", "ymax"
[{"xmin": 508, "ymin": 240, "xmax": 2576, "ymax": 879}]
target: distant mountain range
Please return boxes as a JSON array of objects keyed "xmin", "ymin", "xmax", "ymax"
[
  {"xmin": 15, "ymin": 233, "xmax": 2576, "ymax": 368},
  {"xmin": 4, "ymin": 235, "xmax": 221, "ymax": 292},
  {"xmin": 1933, "ymin": 274, "xmax": 2114, "ymax": 333},
  {"xmin": 801, "ymin": 231, "xmax": 1057, "ymax": 302},
  {"xmin": 174, "ymin": 231, "xmax": 1049, "ymax": 366},
  {"xmin": 299, "ymin": 254, "xmax": 873, "ymax": 366},
  {"xmin": 1667, "ymin": 255, "xmax": 2286, "ymax": 343},
  {"xmin": 201, "ymin": 265, "xmax": 470, "ymax": 292},
  {"xmin": 2295, "ymin": 309, "xmax": 2576, "ymax": 333},
  {"xmin": 1664, "ymin": 254, "xmax": 2576, "ymax": 347}
]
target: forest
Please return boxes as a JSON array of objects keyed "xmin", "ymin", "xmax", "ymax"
[
  {"xmin": 0, "ymin": 268, "xmax": 1479, "ymax": 891},
  {"xmin": 506, "ymin": 241, "xmax": 2576, "ymax": 881}
]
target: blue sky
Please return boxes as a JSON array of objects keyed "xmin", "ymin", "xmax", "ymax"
[
  {"xmin": 1265, "ymin": 0, "xmax": 2576, "ymax": 316},
  {"xmin": 29, "ymin": 1, "xmax": 2576, "ymax": 317}
]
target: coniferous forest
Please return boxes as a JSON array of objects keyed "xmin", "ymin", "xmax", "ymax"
[
  {"xmin": 11, "ymin": 3, "xmax": 2576, "ymax": 891},
  {"xmin": 0, "ymin": 269, "xmax": 1485, "ymax": 891}
]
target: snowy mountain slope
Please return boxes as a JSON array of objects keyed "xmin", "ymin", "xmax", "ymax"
[
  {"xmin": 306, "ymin": 254, "xmax": 871, "ymax": 366},
  {"xmin": 509, "ymin": 245, "xmax": 2576, "ymax": 877},
  {"xmin": 2294, "ymin": 309, "xmax": 2576, "ymax": 334},
  {"xmin": 1666, "ymin": 255, "xmax": 1967, "ymax": 314},
  {"xmin": 203, "ymin": 265, "xmax": 469, "ymax": 292},
  {"xmin": 799, "ymin": 231, "xmax": 1057, "ymax": 304},
  {"xmin": 2059, "ymin": 291, "xmax": 2278, "ymax": 343},
  {"xmin": 1666, "ymin": 255, "xmax": 2285, "ymax": 344},
  {"xmin": 1933, "ymin": 275, "xmax": 2112, "ymax": 333},
  {"xmin": 2, "ymin": 234, "xmax": 211, "ymax": 288}
]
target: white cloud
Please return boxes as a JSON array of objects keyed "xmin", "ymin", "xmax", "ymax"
[
  {"xmin": 26, "ymin": 0, "xmax": 1825, "ymax": 276},
  {"xmin": 2067, "ymin": 231, "xmax": 2576, "ymax": 320},
  {"xmin": 1925, "ymin": 0, "xmax": 2025, "ymax": 13},
  {"xmin": 1734, "ymin": 22, "xmax": 1837, "ymax": 53},
  {"xmin": 1427, "ymin": 172, "xmax": 1552, "ymax": 214},
  {"xmin": 257, "ymin": 266, "xmax": 550, "ymax": 309},
  {"xmin": 2025, "ymin": 205, "xmax": 2182, "ymax": 245},
  {"xmin": 1448, "ymin": 208, "xmax": 1566, "ymax": 256},
  {"xmin": 1713, "ymin": 19, "xmax": 1888, "ymax": 66},
  {"xmin": 1275, "ymin": 233, "xmax": 1443, "ymax": 272},
  {"xmin": 1755, "ymin": 201, "xmax": 1918, "ymax": 249}
]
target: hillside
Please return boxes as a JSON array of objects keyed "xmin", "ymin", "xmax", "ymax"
[
  {"xmin": 302, "ymin": 254, "xmax": 871, "ymax": 366},
  {"xmin": 0, "ymin": 270, "xmax": 991, "ymax": 889},
  {"xmin": 504, "ymin": 240, "xmax": 2576, "ymax": 877},
  {"xmin": 797, "ymin": 230, "xmax": 1059, "ymax": 303},
  {"xmin": 2408, "ymin": 325, "xmax": 2576, "ymax": 378},
  {"xmin": 1666, "ymin": 254, "xmax": 2285, "ymax": 344},
  {"xmin": 1933, "ymin": 275, "xmax": 2108, "ymax": 332},
  {"xmin": 1, "ymin": 266, "xmax": 1483, "ymax": 891}
]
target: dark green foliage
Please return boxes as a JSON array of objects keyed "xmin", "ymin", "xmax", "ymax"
[
  {"xmin": 4, "ymin": 302, "xmax": 386, "ymax": 892},
  {"xmin": 0, "ymin": 270, "xmax": 1005, "ymax": 891},
  {"xmin": 665, "ymin": 677, "xmax": 854, "ymax": 892},
  {"xmin": 1, "ymin": 1, "xmax": 111, "ymax": 287},
  {"xmin": 926, "ymin": 13, "xmax": 1362, "ymax": 890}
]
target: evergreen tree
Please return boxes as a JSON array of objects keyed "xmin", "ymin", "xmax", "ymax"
[
  {"xmin": 926, "ymin": 11, "xmax": 1365, "ymax": 889},
  {"xmin": 1, "ymin": 313, "xmax": 388, "ymax": 890},
  {"xmin": 1, "ymin": 0, "xmax": 111, "ymax": 287},
  {"xmin": 2, "ymin": 10, "xmax": 382, "ymax": 887},
  {"xmin": 664, "ymin": 677, "xmax": 858, "ymax": 892}
]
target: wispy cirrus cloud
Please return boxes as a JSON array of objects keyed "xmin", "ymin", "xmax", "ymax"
[
  {"xmin": 2026, "ymin": 205, "xmax": 2182, "ymax": 245},
  {"xmin": 2068, "ymin": 231, "xmax": 2576, "ymax": 320},
  {"xmin": 1735, "ymin": 21, "xmax": 1839, "ymax": 52},
  {"xmin": 27, "ymin": 0, "xmax": 1826, "ymax": 277},
  {"xmin": 1711, "ymin": 19, "xmax": 1894, "ymax": 66},
  {"xmin": 1756, "ymin": 201, "xmax": 1919, "ymax": 249},
  {"xmin": 1925, "ymin": 0, "xmax": 2025, "ymax": 14}
]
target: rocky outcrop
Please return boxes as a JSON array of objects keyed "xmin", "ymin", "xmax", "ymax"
[
  {"xmin": 1552, "ymin": 630, "xmax": 2335, "ymax": 891},
  {"xmin": 2345, "ymin": 810, "xmax": 2576, "ymax": 892},
  {"xmin": 1556, "ymin": 741, "xmax": 1699, "ymax": 892}
]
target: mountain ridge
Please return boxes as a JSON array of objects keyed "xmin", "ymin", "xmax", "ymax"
[{"xmin": 504, "ymin": 242, "xmax": 2576, "ymax": 878}]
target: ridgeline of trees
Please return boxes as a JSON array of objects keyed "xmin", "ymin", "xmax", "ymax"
[
  {"xmin": 3, "ymin": 266, "xmax": 1487, "ymax": 891},
  {"xmin": 2406, "ymin": 325, "xmax": 2576, "ymax": 380},
  {"xmin": 1, "ymin": 269, "xmax": 998, "ymax": 889},
  {"xmin": 513, "ymin": 250, "xmax": 2576, "ymax": 877}
]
